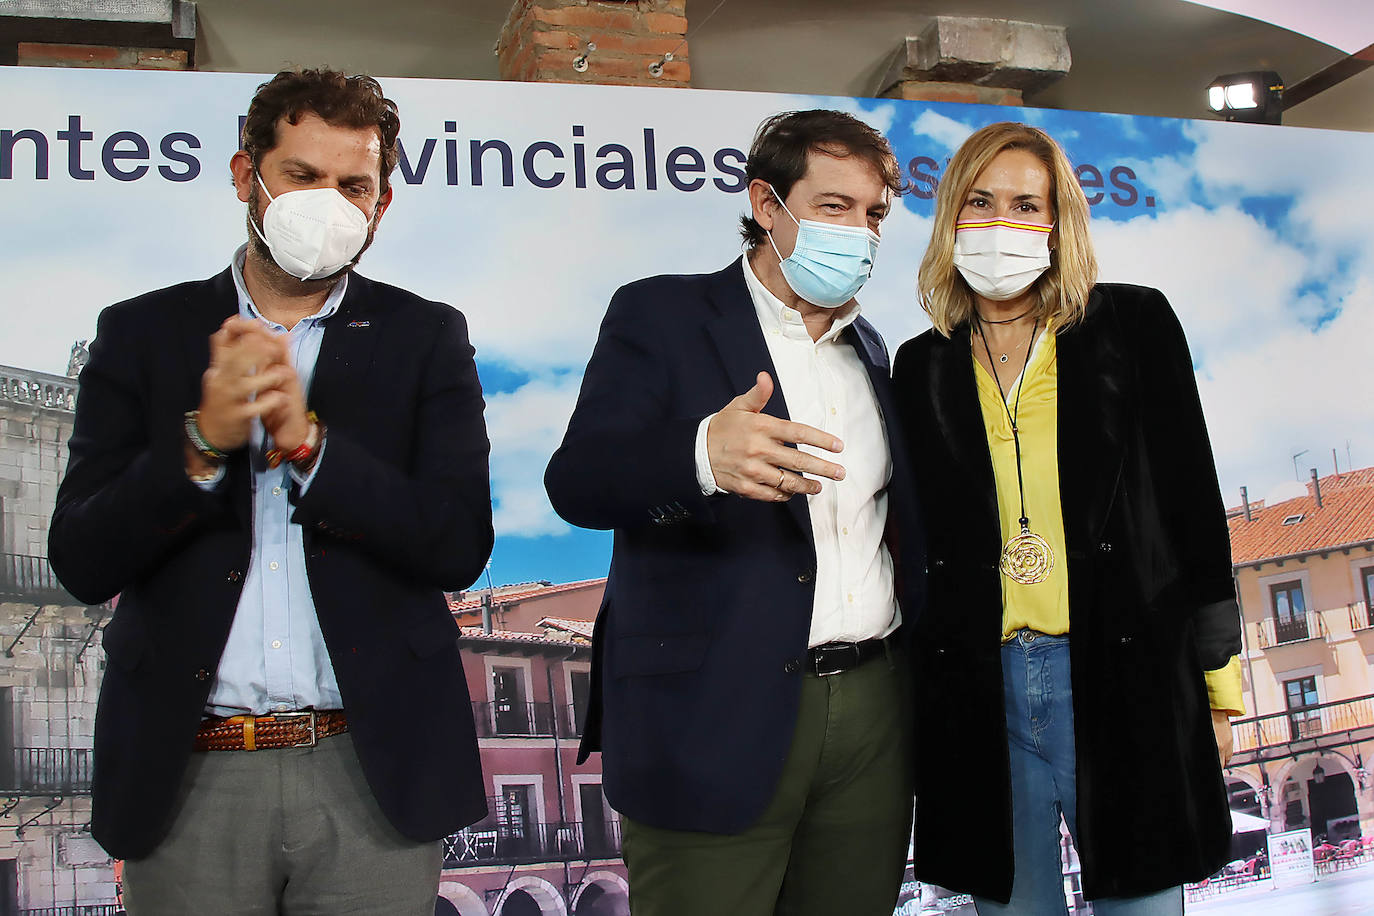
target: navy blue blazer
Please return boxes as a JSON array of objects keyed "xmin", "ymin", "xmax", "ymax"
[
  {"xmin": 545, "ymin": 257, "xmax": 924, "ymax": 834},
  {"xmin": 49, "ymin": 268, "xmax": 492, "ymax": 860}
]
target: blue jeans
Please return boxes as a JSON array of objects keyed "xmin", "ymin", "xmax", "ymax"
[{"xmin": 973, "ymin": 630, "xmax": 1182, "ymax": 916}]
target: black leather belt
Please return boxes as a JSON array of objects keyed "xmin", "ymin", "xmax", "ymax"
[{"xmin": 805, "ymin": 637, "xmax": 893, "ymax": 677}]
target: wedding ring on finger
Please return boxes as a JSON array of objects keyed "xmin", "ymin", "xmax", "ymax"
[{"xmin": 776, "ymin": 468, "xmax": 786, "ymax": 489}]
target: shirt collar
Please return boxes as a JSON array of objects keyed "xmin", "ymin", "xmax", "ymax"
[
  {"xmin": 230, "ymin": 243, "xmax": 348, "ymax": 327},
  {"xmin": 741, "ymin": 253, "xmax": 861, "ymax": 346}
]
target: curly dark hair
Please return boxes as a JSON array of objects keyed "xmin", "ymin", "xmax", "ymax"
[
  {"xmin": 241, "ymin": 68, "xmax": 401, "ymax": 192},
  {"xmin": 739, "ymin": 109, "xmax": 906, "ymax": 251}
]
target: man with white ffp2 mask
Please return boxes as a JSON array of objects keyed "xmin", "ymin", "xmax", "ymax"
[
  {"xmin": 50, "ymin": 69, "xmax": 493, "ymax": 915},
  {"xmin": 545, "ymin": 109, "xmax": 925, "ymax": 916}
]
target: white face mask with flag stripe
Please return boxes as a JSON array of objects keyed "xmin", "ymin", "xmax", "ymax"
[{"xmin": 952, "ymin": 217, "xmax": 1053, "ymax": 301}]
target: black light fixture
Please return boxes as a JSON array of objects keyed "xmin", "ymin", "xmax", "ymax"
[
  {"xmin": 1312, "ymin": 761, "xmax": 1326, "ymax": 784},
  {"xmin": 1206, "ymin": 70, "xmax": 1284, "ymax": 124}
]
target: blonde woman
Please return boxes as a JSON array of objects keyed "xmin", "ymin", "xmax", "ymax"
[{"xmin": 892, "ymin": 122, "xmax": 1243, "ymax": 915}]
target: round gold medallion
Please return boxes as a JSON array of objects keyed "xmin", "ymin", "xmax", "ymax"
[{"xmin": 1000, "ymin": 528, "xmax": 1055, "ymax": 585}]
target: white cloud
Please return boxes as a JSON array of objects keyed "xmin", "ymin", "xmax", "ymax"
[
  {"xmin": 857, "ymin": 200, "xmax": 934, "ymax": 349},
  {"xmin": 483, "ymin": 373, "xmax": 583, "ymax": 538},
  {"xmin": 910, "ymin": 110, "xmax": 975, "ymax": 152},
  {"xmin": 1093, "ymin": 199, "xmax": 1373, "ymax": 503}
]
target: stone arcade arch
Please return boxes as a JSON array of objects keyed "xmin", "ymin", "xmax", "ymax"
[
  {"xmin": 437, "ymin": 881, "xmax": 489, "ymax": 916},
  {"xmin": 494, "ymin": 876, "xmax": 568, "ymax": 916},
  {"xmin": 570, "ymin": 870, "xmax": 630, "ymax": 916}
]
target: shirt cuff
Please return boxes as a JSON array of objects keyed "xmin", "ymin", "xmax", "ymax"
[
  {"xmin": 287, "ymin": 435, "xmax": 327, "ymax": 494},
  {"xmin": 191, "ymin": 465, "xmax": 226, "ymax": 491},
  {"xmin": 1203, "ymin": 655, "xmax": 1246, "ymax": 716},
  {"xmin": 694, "ymin": 413, "xmax": 725, "ymax": 495}
]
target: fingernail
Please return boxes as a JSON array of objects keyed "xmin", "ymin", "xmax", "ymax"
[{"xmin": 836, "ymin": 468, "xmax": 846, "ymax": 480}]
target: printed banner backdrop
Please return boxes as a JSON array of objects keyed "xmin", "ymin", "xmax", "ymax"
[{"xmin": 3, "ymin": 66, "xmax": 1373, "ymax": 592}]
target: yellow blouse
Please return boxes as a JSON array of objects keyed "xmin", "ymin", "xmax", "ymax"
[{"xmin": 974, "ymin": 330, "xmax": 1244, "ymax": 715}]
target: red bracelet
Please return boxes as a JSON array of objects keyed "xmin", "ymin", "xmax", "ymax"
[{"xmin": 266, "ymin": 412, "xmax": 319, "ymax": 469}]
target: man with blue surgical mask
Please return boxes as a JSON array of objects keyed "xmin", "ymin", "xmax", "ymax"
[
  {"xmin": 545, "ymin": 109, "xmax": 925, "ymax": 916},
  {"xmin": 50, "ymin": 69, "xmax": 492, "ymax": 915}
]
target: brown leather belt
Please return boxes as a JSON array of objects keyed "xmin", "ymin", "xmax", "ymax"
[{"xmin": 193, "ymin": 710, "xmax": 347, "ymax": 752}]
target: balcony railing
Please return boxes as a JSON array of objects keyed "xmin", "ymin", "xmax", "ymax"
[
  {"xmin": 0, "ymin": 747, "xmax": 94, "ymax": 795},
  {"xmin": 443, "ymin": 797, "xmax": 622, "ymax": 867},
  {"xmin": 0, "ymin": 553, "xmax": 77, "ymax": 605},
  {"xmin": 471, "ymin": 701, "xmax": 556, "ymax": 738},
  {"xmin": 1351, "ymin": 602, "xmax": 1374, "ymax": 632},
  {"xmin": 470, "ymin": 701, "xmax": 589, "ymax": 739},
  {"xmin": 20, "ymin": 907, "xmax": 124, "ymax": 916},
  {"xmin": 0, "ymin": 366, "xmax": 78, "ymax": 413},
  {"xmin": 560, "ymin": 703, "xmax": 585, "ymax": 739},
  {"xmin": 1231, "ymin": 693, "xmax": 1374, "ymax": 763},
  {"xmin": 1256, "ymin": 610, "xmax": 1326, "ymax": 648}
]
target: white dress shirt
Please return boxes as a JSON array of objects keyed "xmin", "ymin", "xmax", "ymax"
[{"xmin": 694, "ymin": 257, "xmax": 899, "ymax": 647}]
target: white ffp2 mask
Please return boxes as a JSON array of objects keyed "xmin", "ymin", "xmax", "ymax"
[
  {"xmin": 250, "ymin": 172, "xmax": 371, "ymax": 281},
  {"xmin": 952, "ymin": 218, "xmax": 1053, "ymax": 301}
]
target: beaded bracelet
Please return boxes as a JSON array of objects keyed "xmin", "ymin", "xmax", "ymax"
[
  {"xmin": 265, "ymin": 411, "xmax": 320, "ymax": 470},
  {"xmin": 184, "ymin": 410, "xmax": 229, "ymax": 463}
]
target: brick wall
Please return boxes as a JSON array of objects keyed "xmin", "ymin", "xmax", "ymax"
[
  {"xmin": 17, "ymin": 42, "xmax": 190, "ymax": 70},
  {"xmin": 498, "ymin": 0, "xmax": 690, "ymax": 87}
]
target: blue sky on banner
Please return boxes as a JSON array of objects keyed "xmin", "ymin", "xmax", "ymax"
[{"xmin": 2, "ymin": 69, "xmax": 1370, "ymax": 588}]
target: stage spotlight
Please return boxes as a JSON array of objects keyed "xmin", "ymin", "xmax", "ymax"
[{"xmin": 1206, "ymin": 71, "xmax": 1284, "ymax": 124}]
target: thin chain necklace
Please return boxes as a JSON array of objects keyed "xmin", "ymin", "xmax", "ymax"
[
  {"xmin": 976, "ymin": 316, "xmax": 1055, "ymax": 585},
  {"xmin": 975, "ymin": 307, "xmax": 1035, "ymax": 362}
]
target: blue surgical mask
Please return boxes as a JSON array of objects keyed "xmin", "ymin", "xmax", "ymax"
[{"xmin": 765, "ymin": 185, "xmax": 881, "ymax": 308}]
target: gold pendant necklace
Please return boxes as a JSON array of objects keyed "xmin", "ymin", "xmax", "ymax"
[
  {"xmin": 977, "ymin": 316, "xmax": 1051, "ymax": 585},
  {"xmin": 1001, "ymin": 524, "xmax": 1055, "ymax": 584}
]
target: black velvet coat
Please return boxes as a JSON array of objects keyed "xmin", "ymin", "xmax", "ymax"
[{"xmin": 892, "ymin": 283, "xmax": 1242, "ymax": 901}]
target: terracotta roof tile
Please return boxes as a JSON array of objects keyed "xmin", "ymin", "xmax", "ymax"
[
  {"xmin": 448, "ymin": 577, "xmax": 607, "ymax": 612},
  {"xmin": 1228, "ymin": 469, "xmax": 1374, "ymax": 565},
  {"xmin": 457, "ymin": 626, "xmax": 582, "ymax": 647},
  {"xmin": 539, "ymin": 617, "xmax": 595, "ymax": 639}
]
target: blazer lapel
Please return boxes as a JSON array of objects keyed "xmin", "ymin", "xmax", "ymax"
[
  {"xmin": 308, "ymin": 274, "xmax": 381, "ymax": 422},
  {"xmin": 927, "ymin": 326, "xmax": 1001, "ymax": 535},
  {"xmin": 846, "ymin": 318, "xmax": 907, "ymax": 491},
  {"xmin": 1056, "ymin": 289, "xmax": 1129, "ymax": 554},
  {"xmin": 702, "ymin": 258, "xmax": 811, "ymax": 540}
]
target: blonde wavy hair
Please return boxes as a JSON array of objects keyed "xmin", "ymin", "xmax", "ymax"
[{"xmin": 918, "ymin": 122, "xmax": 1097, "ymax": 337}]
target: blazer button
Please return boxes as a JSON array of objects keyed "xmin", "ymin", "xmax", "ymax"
[
  {"xmin": 194, "ymin": 668, "xmax": 211, "ymax": 681},
  {"xmin": 783, "ymin": 659, "xmax": 801, "ymax": 674},
  {"xmin": 933, "ymin": 559, "xmax": 946, "ymax": 568},
  {"xmin": 226, "ymin": 569, "xmax": 243, "ymax": 583},
  {"xmin": 1099, "ymin": 542, "xmax": 1113, "ymax": 553},
  {"xmin": 797, "ymin": 571, "xmax": 813, "ymax": 584}
]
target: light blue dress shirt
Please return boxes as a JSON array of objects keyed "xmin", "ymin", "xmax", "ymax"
[{"xmin": 204, "ymin": 245, "xmax": 346, "ymax": 716}]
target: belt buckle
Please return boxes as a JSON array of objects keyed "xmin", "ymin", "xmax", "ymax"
[
  {"xmin": 268, "ymin": 711, "xmax": 318, "ymax": 748},
  {"xmin": 814, "ymin": 643, "xmax": 859, "ymax": 677}
]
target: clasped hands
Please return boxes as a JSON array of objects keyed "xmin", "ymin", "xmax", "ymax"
[
  {"xmin": 706, "ymin": 371, "xmax": 845, "ymax": 503},
  {"xmin": 189, "ymin": 317, "xmax": 311, "ymax": 472}
]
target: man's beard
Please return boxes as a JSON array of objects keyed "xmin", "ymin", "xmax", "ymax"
[{"xmin": 246, "ymin": 183, "xmax": 379, "ymax": 288}]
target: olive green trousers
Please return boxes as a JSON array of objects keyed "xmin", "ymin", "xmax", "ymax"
[{"xmin": 621, "ymin": 650, "xmax": 914, "ymax": 916}]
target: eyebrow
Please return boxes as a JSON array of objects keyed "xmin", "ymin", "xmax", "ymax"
[
  {"xmin": 279, "ymin": 157, "xmax": 375, "ymax": 187},
  {"xmin": 969, "ymin": 187, "xmax": 1044, "ymax": 202},
  {"xmin": 812, "ymin": 191, "xmax": 890, "ymax": 217}
]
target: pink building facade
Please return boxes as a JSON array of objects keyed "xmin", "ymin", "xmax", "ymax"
[{"xmin": 438, "ymin": 581, "xmax": 626, "ymax": 916}]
